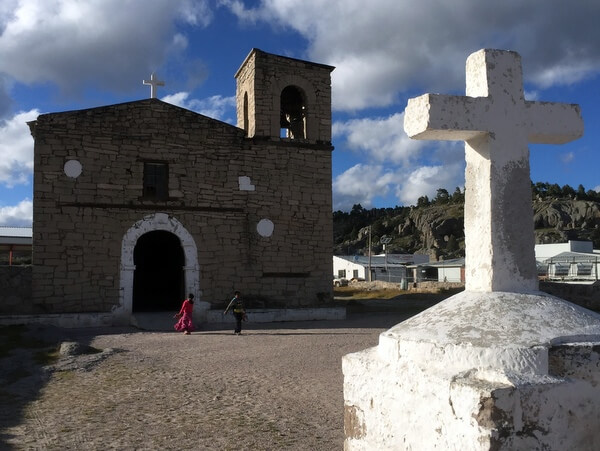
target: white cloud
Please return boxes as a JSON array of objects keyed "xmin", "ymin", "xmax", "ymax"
[
  {"xmin": 561, "ymin": 152, "xmax": 575, "ymax": 164},
  {"xmin": 0, "ymin": 0, "xmax": 213, "ymax": 95},
  {"xmin": 397, "ymin": 165, "xmax": 463, "ymax": 206},
  {"xmin": 217, "ymin": 0, "xmax": 266, "ymax": 24},
  {"xmin": 223, "ymin": 0, "xmax": 600, "ymax": 112},
  {"xmin": 177, "ymin": 0, "xmax": 213, "ymax": 27},
  {"xmin": 333, "ymin": 164, "xmax": 397, "ymax": 210},
  {"xmin": 331, "ymin": 109, "xmax": 466, "ymax": 209},
  {"xmin": 333, "ymin": 159, "xmax": 464, "ymax": 210},
  {"xmin": 161, "ymin": 92, "xmax": 236, "ymax": 123},
  {"xmin": 0, "ymin": 198, "xmax": 32, "ymax": 226},
  {"xmin": 333, "ymin": 113, "xmax": 425, "ymax": 164},
  {"xmin": 0, "ymin": 109, "xmax": 38, "ymax": 187}
]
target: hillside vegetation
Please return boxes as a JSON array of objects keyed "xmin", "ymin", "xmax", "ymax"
[{"xmin": 333, "ymin": 182, "xmax": 600, "ymax": 260}]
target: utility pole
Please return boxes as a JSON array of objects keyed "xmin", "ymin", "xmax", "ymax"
[
  {"xmin": 368, "ymin": 226, "xmax": 372, "ymax": 282},
  {"xmin": 381, "ymin": 235, "xmax": 392, "ymax": 282}
]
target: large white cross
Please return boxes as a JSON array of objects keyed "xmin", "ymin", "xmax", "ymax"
[
  {"xmin": 143, "ymin": 73, "xmax": 165, "ymax": 99},
  {"xmin": 404, "ymin": 49, "xmax": 583, "ymax": 293}
]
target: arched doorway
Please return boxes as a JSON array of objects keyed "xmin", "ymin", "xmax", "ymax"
[
  {"xmin": 132, "ymin": 230, "xmax": 184, "ymax": 312},
  {"xmin": 117, "ymin": 213, "xmax": 199, "ymax": 323}
]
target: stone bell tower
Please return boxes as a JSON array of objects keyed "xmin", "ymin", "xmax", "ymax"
[{"xmin": 235, "ymin": 48, "xmax": 334, "ymax": 144}]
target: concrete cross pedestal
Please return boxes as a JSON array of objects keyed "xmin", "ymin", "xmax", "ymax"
[{"xmin": 343, "ymin": 49, "xmax": 600, "ymax": 450}]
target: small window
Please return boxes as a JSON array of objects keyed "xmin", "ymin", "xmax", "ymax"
[
  {"xmin": 143, "ymin": 162, "xmax": 168, "ymax": 199},
  {"xmin": 243, "ymin": 92, "xmax": 249, "ymax": 135}
]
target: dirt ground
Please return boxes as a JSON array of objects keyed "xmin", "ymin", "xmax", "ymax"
[{"xmin": 0, "ymin": 309, "xmax": 424, "ymax": 450}]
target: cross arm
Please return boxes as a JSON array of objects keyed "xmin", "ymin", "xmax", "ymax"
[
  {"xmin": 526, "ymin": 101, "xmax": 584, "ymax": 144},
  {"xmin": 404, "ymin": 93, "xmax": 488, "ymax": 141}
]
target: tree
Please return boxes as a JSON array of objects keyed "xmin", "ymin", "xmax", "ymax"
[
  {"xmin": 562, "ymin": 184, "xmax": 576, "ymax": 198},
  {"xmin": 533, "ymin": 182, "xmax": 549, "ymax": 198},
  {"xmin": 434, "ymin": 188, "xmax": 450, "ymax": 204},
  {"xmin": 416, "ymin": 195, "xmax": 430, "ymax": 207},
  {"xmin": 587, "ymin": 190, "xmax": 600, "ymax": 201},
  {"xmin": 350, "ymin": 204, "xmax": 365, "ymax": 216},
  {"xmin": 547, "ymin": 183, "xmax": 561, "ymax": 197},
  {"xmin": 451, "ymin": 187, "xmax": 464, "ymax": 203}
]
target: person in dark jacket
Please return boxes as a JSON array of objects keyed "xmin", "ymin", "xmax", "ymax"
[{"xmin": 224, "ymin": 291, "xmax": 246, "ymax": 335}]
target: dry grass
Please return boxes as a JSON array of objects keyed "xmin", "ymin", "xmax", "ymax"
[
  {"xmin": 334, "ymin": 281, "xmax": 462, "ymax": 301},
  {"xmin": 334, "ymin": 285, "xmax": 405, "ymax": 300}
]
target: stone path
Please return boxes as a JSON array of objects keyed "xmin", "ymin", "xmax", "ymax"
[{"xmin": 0, "ymin": 312, "xmax": 415, "ymax": 450}]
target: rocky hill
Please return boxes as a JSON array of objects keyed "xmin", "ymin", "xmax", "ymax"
[{"xmin": 333, "ymin": 188, "xmax": 600, "ymax": 260}]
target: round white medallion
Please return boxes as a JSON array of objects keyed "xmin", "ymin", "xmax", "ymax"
[
  {"xmin": 257, "ymin": 219, "xmax": 274, "ymax": 237},
  {"xmin": 64, "ymin": 160, "xmax": 82, "ymax": 178}
]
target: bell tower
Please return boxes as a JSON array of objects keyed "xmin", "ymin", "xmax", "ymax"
[{"xmin": 235, "ymin": 49, "xmax": 334, "ymax": 144}]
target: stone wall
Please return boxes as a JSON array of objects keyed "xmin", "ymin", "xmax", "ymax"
[
  {"xmin": 30, "ymin": 98, "xmax": 333, "ymax": 317},
  {"xmin": 0, "ymin": 266, "xmax": 32, "ymax": 314},
  {"xmin": 409, "ymin": 281, "xmax": 465, "ymax": 292},
  {"xmin": 540, "ymin": 281, "xmax": 600, "ymax": 312}
]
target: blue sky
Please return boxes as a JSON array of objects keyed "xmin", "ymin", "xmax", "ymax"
[{"xmin": 1, "ymin": 0, "xmax": 600, "ymax": 226}]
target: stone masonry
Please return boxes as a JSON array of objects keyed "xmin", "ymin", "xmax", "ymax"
[
  {"xmin": 26, "ymin": 49, "xmax": 335, "ymax": 323},
  {"xmin": 236, "ymin": 49, "xmax": 333, "ymax": 143}
]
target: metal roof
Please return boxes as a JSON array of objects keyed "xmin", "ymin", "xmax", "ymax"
[
  {"xmin": 544, "ymin": 251, "xmax": 600, "ymax": 263},
  {"xmin": 425, "ymin": 258, "xmax": 465, "ymax": 268},
  {"xmin": 0, "ymin": 227, "xmax": 32, "ymax": 237},
  {"xmin": 406, "ymin": 257, "xmax": 465, "ymax": 268},
  {"xmin": 0, "ymin": 227, "xmax": 32, "ymax": 245},
  {"xmin": 335, "ymin": 254, "xmax": 419, "ymax": 267}
]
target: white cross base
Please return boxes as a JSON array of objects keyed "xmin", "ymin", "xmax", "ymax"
[
  {"xmin": 143, "ymin": 73, "xmax": 165, "ymax": 99},
  {"xmin": 344, "ymin": 50, "xmax": 600, "ymax": 451},
  {"xmin": 404, "ymin": 49, "xmax": 583, "ymax": 292}
]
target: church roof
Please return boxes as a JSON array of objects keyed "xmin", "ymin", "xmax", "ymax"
[
  {"xmin": 235, "ymin": 48, "xmax": 335, "ymax": 79},
  {"xmin": 28, "ymin": 98, "xmax": 244, "ymax": 138}
]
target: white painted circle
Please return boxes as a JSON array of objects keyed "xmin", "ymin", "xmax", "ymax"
[
  {"xmin": 64, "ymin": 160, "xmax": 82, "ymax": 178},
  {"xmin": 257, "ymin": 219, "xmax": 274, "ymax": 237}
]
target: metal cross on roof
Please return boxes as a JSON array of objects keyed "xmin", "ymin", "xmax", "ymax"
[{"xmin": 143, "ymin": 73, "xmax": 165, "ymax": 99}]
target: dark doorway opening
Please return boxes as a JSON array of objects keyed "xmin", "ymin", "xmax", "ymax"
[{"xmin": 133, "ymin": 230, "xmax": 184, "ymax": 312}]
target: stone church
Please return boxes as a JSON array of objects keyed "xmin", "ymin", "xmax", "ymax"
[{"xmin": 26, "ymin": 49, "xmax": 334, "ymax": 325}]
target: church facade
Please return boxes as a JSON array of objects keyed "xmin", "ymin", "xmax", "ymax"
[{"xmin": 26, "ymin": 49, "xmax": 334, "ymax": 324}]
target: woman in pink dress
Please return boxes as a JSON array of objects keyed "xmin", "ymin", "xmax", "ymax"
[{"xmin": 174, "ymin": 293, "xmax": 195, "ymax": 334}]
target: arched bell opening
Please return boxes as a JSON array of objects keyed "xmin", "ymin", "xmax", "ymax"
[{"xmin": 280, "ymin": 85, "xmax": 307, "ymax": 139}]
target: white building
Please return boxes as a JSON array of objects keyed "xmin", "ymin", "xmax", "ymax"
[
  {"xmin": 0, "ymin": 227, "xmax": 32, "ymax": 266},
  {"xmin": 333, "ymin": 254, "xmax": 429, "ymax": 284},
  {"xmin": 544, "ymin": 251, "xmax": 600, "ymax": 282},
  {"xmin": 535, "ymin": 240, "xmax": 600, "ymax": 282},
  {"xmin": 407, "ymin": 257, "xmax": 465, "ymax": 284},
  {"xmin": 534, "ymin": 240, "xmax": 596, "ymax": 262}
]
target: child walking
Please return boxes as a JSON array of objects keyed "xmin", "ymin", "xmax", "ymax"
[
  {"xmin": 224, "ymin": 291, "xmax": 246, "ymax": 335},
  {"xmin": 174, "ymin": 293, "xmax": 195, "ymax": 335}
]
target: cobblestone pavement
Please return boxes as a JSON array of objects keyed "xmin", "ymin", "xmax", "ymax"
[{"xmin": 0, "ymin": 312, "xmax": 414, "ymax": 450}]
